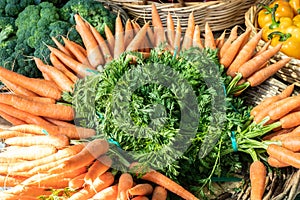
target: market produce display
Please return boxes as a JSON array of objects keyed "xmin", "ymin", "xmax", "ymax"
[{"xmin": 0, "ymin": 1, "xmax": 299, "ymax": 199}]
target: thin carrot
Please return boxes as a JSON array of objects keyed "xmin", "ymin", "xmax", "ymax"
[
  {"xmin": 133, "ymin": 21, "xmax": 151, "ymax": 52},
  {"xmin": 167, "ymin": 12, "xmax": 175, "ymax": 48},
  {"xmin": 226, "ymin": 29, "xmax": 263, "ymax": 77},
  {"xmin": 247, "ymin": 57, "xmax": 291, "ymax": 87},
  {"xmin": 92, "ymin": 184, "xmax": 118, "ymax": 200},
  {"xmin": 8, "ymin": 124, "xmax": 51, "ymax": 135},
  {"xmin": 174, "ymin": 18, "xmax": 182, "ymax": 53},
  {"xmin": 280, "ymin": 111, "xmax": 300, "ymax": 129},
  {"xmin": 249, "ymin": 160, "xmax": 267, "ymax": 200},
  {"xmin": 219, "ymin": 29, "xmax": 251, "ymax": 68},
  {"xmin": 69, "ymin": 172, "xmax": 87, "ymax": 190},
  {"xmin": 124, "ymin": 19, "xmax": 134, "ymax": 49},
  {"xmin": 69, "ymin": 40, "xmax": 87, "ymax": 57},
  {"xmin": 237, "ymin": 43, "xmax": 282, "ymax": 78},
  {"xmin": 266, "ymin": 144, "xmax": 300, "ymax": 168},
  {"xmin": 215, "ymin": 30, "xmax": 226, "ymax": 49},
  {"xmin": 146, "ymin": 26, "xmax": 155, "ymax": 48},
  {"xmin": 151, "ymin": 3, "xmax": 166, "ymax": 46},
  {"xmin": 0, "ymin": 66, "xmax": 61, "ymax": 100},
  {"xmin": 118, "ymin": 173, "xmax": 134, "ymax": 200},
  {"xmin": 181, "ymin": 12, "xmax": 195, "ymax": 51},
  {"xmin": 51, "ymin": 36, "xmax": 74, "ymax": 58},
  {"xmin": 126, "ymin": 22, "xmax": 150, "ymax": 52},
  {"xmin": 0, "ymin": 110, "xmax": 25, "ymax": 126},
  {"xmin": 204, "ymin": 22, "xmax": 216, "ymax": 49},
  {"xmin": 114, "ymin": 13, "xmax": 125, "ymax": 59},
  {"xmin": 33, "ymin": 57, "xmax": 52, "ymax": 81},
  {"xmin": 255, "ymin": 40, "xmax": 271, "ymax": 56},
  {"xmin": 151, "ymin": 186, "xmax": 167, "ymax": 200},
  {"xmin": 104, "ymin": 24, "xmax": 115, "ymax": 58},
  {"xmin": 49, "ymin": 139, "xmax": 109, "ymax": 174},
  {"xmin": 219, "ymin": 25, "xmax": 238, "ymax": 59},
  {"xmin": 0, "ymin": 94, "xmax": 75, "ymax": 121},
  {"xmin": 44, "ymin": 117, "xmax": 74, "ymax": 127},
  {"xmin": 0, "ymin": 175, "xmax": 27, "ymax": 187},
  {"xmin": 267, "ymin": 156, "xmax": 290, "ymax": 168},
  {"xmin": 128, "ymin": 183, "xmax": 153, "ymax": 197},
  {"xmin": 262, "ymin": 128, "xmax": 293, "ymax": 140},
  {"xmin": 193, "ymin": 25, "xmax": 203, "ymax": 49}
]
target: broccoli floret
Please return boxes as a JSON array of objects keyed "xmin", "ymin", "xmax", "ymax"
[
  {"xmin": 0, "ymin": 16, "xmax": 16, "ymax": 42},
  {"xmin": 3, "ymin": 0, "xmax": 36, "ymax": 17}
]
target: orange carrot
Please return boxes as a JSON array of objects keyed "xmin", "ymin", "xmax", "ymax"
[
  {"xmin": 74, "ymin": 14, "xmax": 104, "ymax": 68},
  {"xmin": 219, "ymin": 29, "xmax": 251, "ymax": 68},
  {"xmin": 280, "ymin": 136, "xmax": 300, "ymax": 152},
  {"xmin": 193, "ymin": 25, "xmax": 204, "ymax": 49},
  {"xmin": 0, "ymin": 110, "xmax": 25, "ymax": 126},
  {"xmin": 219, "ymin": 25, "xmax": 238, "ymax": 59},
  {"xmin": 255, "ymin": 40, "xmax": 271, "ymax": 56},
  {"xmin": 70, "ymin": 40, "xmax": 87, "ymax": 56},
  {"xmin": 51, "ymin": 36, "xmax": 74, "ymax": 58},
  {"xmin": 124, "ymin": 19, "xmax": 134, "ymax": 49},
  {"xmin": 249, "ymin": 160, "xmax": 267, "ymax": 200},
  {"xmin": 44, "ymin": 117, "xmax": 74, "ymax": 128},
  {"xmin": 215, "ymin": 30, "xmax": 226, "ymax": 49},
  {"xmin": 262, "ymin": 128, "xmax": 293, "ymax": 140},
  {"xmin": 132, "ymin": 196, "xmax": 149, "ymax": 200},
  {"xmin": 280, "ymin": 111, "xmax": 300, "ymax": 129},
  {"xmin": 181, "ymin": 12, "xmax": 195, "ymax": 51},
  {"xmin": 247, "ymin": 57, "xmax": 291, "ymax": 87},
  {"xmin": 69, "ymin": 172, "xmax": 87, "ymax": 190},
  {"xmin": 0, "ymin": 94, "xmax": 74, "ymax": 121},
  {"xmin": 151, "ymin": 186, "xmax": 167, "ymax": 200},
  {"xmin": 226, "ymin": 29, "xmax": 263, "ymax": 77},
  {"xmin": 128, "ymin": 183, "xmax": 153, "ymax": 197},
  {"xmin": 118, "ymin": 173, "xmax": 134, "ymax": 200},
  {"xmin": 204, "ymin": 22, "xmax": 216, "ymax": 49},
  {"xmin": 49, "ymin": 139, "xmax": 109, "ymax": 174},
  {"xmin": 146, "ymin": 26, "xmax": 155, "ymax": 48},
  {"xmin": 267, "ymin": 144, "xmax": 300, "ymax": 168},
  {"xmin": 267, "ymin": 156, "xmax": 290, "ymax": 168},
  {"xmin": 0, "ymin": 130, "xmax": 35, "ymax": 139},
  {"xmin": 104, "ymin": 24, "xmax": 115, "ymax": 58},
  {"xmin": 114, "ymin": 13, "xmax": 125, "ymax": 59},
  {"xmin": 20, "ymin": 96, "xmax": 56, "ymax": 104},
  {"xmin": 237, "ymin": 43, "xmax": 282, "ymax": 78},
  {"xmin": 151, "ymin": 3, "xmax": 166, "ymax": 46},
  {"xmin": 174, "ymin": 18, "xmax": 182, "ymax": 53},
  {"xmin": 0, "ymin": 66, "xmax": 61, "ymax": 100},
  {"xmin": 92, "ymin": 184, "xmax": 118, "ymax": 200},
  {"xmin": 0, "ymin": 175, "xmax": 27, "ymax": 187},
  {"xmin": 167, "ymin": 12, "xmax": 175, "ymax": 48},
  {"xmin": 126, "ymin": 22, "xmax": 150, "ymax": 52}
]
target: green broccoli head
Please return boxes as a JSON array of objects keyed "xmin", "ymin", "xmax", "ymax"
[{"xmin": 0, "ymin": 16, "xmax": 16, "ymax": 42}]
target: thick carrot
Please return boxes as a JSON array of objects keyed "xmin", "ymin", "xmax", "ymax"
[
  {"xmin": 74, "ymin": 14, "xmax": 104, "ymax": 68},
  {"xmin": 219, "ymin": 29, "xmax": 251, "ymax": 68},
  {"xmin": 237, "ymin": 43, "xmax": 282, "ymax": 78},
  {"xmin": 219, "ymin": 25, "xmax": 238, "ymax": 59},
  {"xmin": 215, "ymin": 30, "xmax": 226, "ymax": 50},
  {"xmin": 126, "ymin": 22, "xmax": 150, "ymax": 52},
  {"xmin": 0, "ymin": 175, "xmax": 26, "ymax": 187},
  {"xmin": 226, "ymin": 29, "xmax": 263, "ymax": 77},
  {"xmin": 151, "ymin": 3, "xmax": 166, "ymax": 46},
  {"xmin": 174, "ymin": 18, "xmax": 182, "ymax": 53},
  {"xmin": 0, "ymin": 110, "xmax": 25, "ymax": 126},
  {"xmin": 141, "ymin": 170, "xmax": 198, "ymax": 200},
  {"xmin": 49, "ymin": 139, "xmax": 109, "ymax": 174},
  {"xmin": 68, "ymin": 171, "xmax": 115, "ymax": 200},
  {"xmin": 104, "ymin": 24, "xmax": 115, "ymax": 58},
  {"xmin": 0, "ymin": 66, "xmax": 61, "ymax": 100},
  {"xmin": 247, "ymin": 57, "xmax": 291, "ymax": 87},
  {"xmin": 20, "ymin": 96, "xmax": 56, "ymax": 104},
  {"xmin": 181, "ymin": 12, "xmax": 195, "ymax": 51},
  {"xmin": 280, "ymin": 136, "xmax": 300, "ymax": 152},
  {"xmin": 204, "ymin": 22, "xmax": 216, "ymax": 49},
  {"xmin": 114, "ymin": 13, "xmax": 125, "ymax": 59},
  {"xmin": 249, "ymin": 160, "xmax": 267, "ymax": 200},
  {"xmin": 47, "ymin": 45, "xmax": 93, "ymax": 78},
  {"xmin": 267, "ymin": 144, "xmax": 300, "ymax": 168},
  {"xmin": 92, "ymin": 184, "xmax": 118, "ymax": 200},
  {"xmin": 128, "ymin": 183, "xmax": 153, "ymax": 197},
  {"xmin": 124, "ymin": 19, "xmax": 134, "ymax": 49},
  {"xmin": 151, "ymin": 186, "xmax": 167, "ymax": 200},
  {"xmin": 50, "ymin": 52, "xmax": 78, "ymax": 83},
  {"xmin": 280, "ymin": 111, "xmax": 300, "ymax": 129},
  {"xmin": 51, "ymin": 36, "xmax": 74, "ymax": 58},
  {"xmin": 69, "ymin": 172, "xmax": 87, "ymax": 190},
  {"xmin": 267, "ymin": 156, "xmax": 290, "ymax": 168},
  {"xmin": 167, "ymin": 12, "xmax": 175, "ymax": 48},
  {"xmin": 193, "ymin": 25, "xmax": 203, "ymax": 49},
  {"xmin": 84, "ymin": 155, "xmax": 112, "ymax": 186},
  {"xmin": 61, "ymin": 36, "xmax": 92, "ymax": 68},
  {"xmin": 118, "ymin": 172, "xmax": 134, "ymax": 200}
]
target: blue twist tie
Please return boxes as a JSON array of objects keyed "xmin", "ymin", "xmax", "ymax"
[
  {"xmin": 173, "ymin": 46, "xmax": 178, "ymax": 59},
  {"xmin": 42, "ymin": 129, "xmax": 49, "ymax": 135},
  {"xmin": 230, "ymin": 131, "xmax": 238, "ymax": 152},
  {"xmin": 96, "ymin": 112, "xmax": 104, "ymax": 120},
  {"xmin": 222, "ymin": 84, "xmax": 227, "ymax": 96},
  {"xmin": 108, "ymin": 138, "xmax": 122, "ymax": 148}
]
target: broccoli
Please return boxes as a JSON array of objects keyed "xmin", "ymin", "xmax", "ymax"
[{"xmin": 60, "ymin": 0, "xmax": 117, "ymax": 37}]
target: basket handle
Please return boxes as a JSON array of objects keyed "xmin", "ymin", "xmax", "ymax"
[{"xmin": 141, "ymin": 0, "xmax": 185, "ymax": 7}]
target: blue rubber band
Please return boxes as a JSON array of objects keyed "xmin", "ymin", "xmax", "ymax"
[
  {"xmin": 96, "ymin": 112, "xmax": 104, "ymax": 120},
  {"xmin": 42, "ymin": 129, "xmax": 49, "ymax": 135},
  {"xmin": 222, "ymin": 84, "xmax": 227, "ymax": 96},
  {"xmin": 230, "ymin": 131, "xmax": 238, "ymax": 152},
  {"xmin": 173, "ymin": 46, "xmax": 178, "ymax": 59},
  {"xmin": 85, "ymin": 68, "xmax": 100, "ymax": 74},
  {"xmin": 108, "ymin": 138, "xmax": 122, "ymax": 148}
]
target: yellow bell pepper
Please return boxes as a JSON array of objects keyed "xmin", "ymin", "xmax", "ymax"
[
  {"xmin": 293, "ymin": 14, "xmax": 300, "ymax": 27},
  {"xmin": 289, "ymin": 0, "xmax": 300, "ymax": 15}
]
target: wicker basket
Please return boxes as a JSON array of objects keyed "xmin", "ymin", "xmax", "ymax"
[
  {"xmin": 245, "ymin": 0, "xmax": 300, "ymax": 87},
  {"xmin": 97, "ymin": 0, "xmax": 130, "ymax": 25},
  {"xmin": 107, "ymin": 0, "xmax": 259, "ymax": 32}
]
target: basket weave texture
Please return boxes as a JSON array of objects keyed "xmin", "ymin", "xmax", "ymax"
[
  {"xmin": 245, "ymin": 0, "xmax": 300, "ymax": 87},
  {"xmin": 107, "ymin": 0, "xmax": 259, "ymax": 32}
]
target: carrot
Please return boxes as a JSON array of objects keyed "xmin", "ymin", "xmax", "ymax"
[
  {"xmin": 133, "ymin": 21, "xmax": 151, "ymax": 52},
  {"xmin": 273, "ymin": 125, "xmax": 300, "ymax": 141},
  {"xmin": 267, "ymin": 156, "xmax": 290, "ymax": 168},
  {"xmin": 219, "ymin": 29, "xmax": 251, "ymax": 68},
  {"xmin": 215, "ymin": 30, "xmax": 226, "ymax": 49},
  {"xmin": 249, "ymin": 160, "xmax": 267, "ymax": 200},
  {"xmin": 0, "ymin": 110, "xmax": 25, "ymax": 126},
  {"xmin": 141, "ymin": 170, "xmax": 198, "ymax": 200},
  {"xmin": 0, "ymin": 66, "xmax": 61, "ymax": 100},
  {"xmin": 0, "ymin": 103, "xmax": 53, "ymax": 126},
  {"xmin": 174, "ymin": 18, "xmax": 182, "ymax": 53},
  {"xmin": 5, "ymin": 134, "xmax": 69, "ymax": 149},
  {"xmin": 47, "ymin": 45, "xmax": 93, "ymax": 78},
  {"xmin": 51, "ymin": 36, "xmax": 74, "ymax": 58},
  {"xmin": 49, "ymin": 139, "xmax": 109, "ymax": 174},
  {"xmin": 279, "ymin": 111, "xmax": 300, "ymax": 129},
  {"xmin": 237, "ymin": 43, "xmax": 283, "ymax": 78},
  {"xmin": 219, "ymin": 25, "xmax": 238, "ymax": 59},
  {"xmin": 0, "ymin": 75, "xmax": 38, "ymax": 97},
  {"xmin": 0, "ymin": 156, "xmax": 28, "ymax": 164},
  {"xmin": 167, "ymin": 12, "xmax": 175, "ymax": 48},
  {"xmin": 255, "ymin": 40, "xmax": 271, "ymax": 56},
  {"xmin": 33, "ymin": 57, "xmax": 74, "ymax": 93},
  {"xmin": 104, "ymin": 24, "xmax": 115, "ymax": 58},
  {"xmin": 118, "ymin": 172, "xmax": 134, "ymax": 200},
  {"xmin": 113, "ymin": 13, "xmax": 125, "ymax": 59},
  {"xmin": 20, "ymin": 96, "xmax": 56, "ymax": 104},
  {"xmin": 193, "ymin": 25, "xmax": 204, "ymax": 49},
  {"xmin": 267, "ymin": 144, "xmax": 300, "ymax": 168},
  {"xmin": 262, "ymin": 128, "xmax": 293, "ymax": 140},
  {"xmin": 226, "ymin": 29, "xmax": 263, "ymax": 77},
  {"xmin": 44, "ymin": 117, "xmax": 74, "ymax": 127},
  {"xmin": 88, "ymin": 23, "xmax": 112, "ymax": 64},
  {"xmin": 68, "ymin": 171, "xmax": 114, "ymax": 200},
  {"xmin": 204, "ymin": 22, "xmax": 216, "ymax": 49},
  {"xmin": 0, "ymin": 175, "xmax": 27, "ymax": 187},
  {"xmin": 146, "ymin": 26, "xmax": 155, "ymax": 48},
  {"xmin": 132, "ymin": 196, "xmax": 149, "ymax": 200},
  {"xmin": 181, "ymin": 12, "xmax": 195, "ymax": 51},
  {"xmin": 92, "ymin": 184, "xmax": 118, "ymax": 200},
  {"xmin": 8, "ymin": 124, "xmax": 50, "ymax": 135},
  {"xmin": 124, "ymin": 19, "xmax": 134, "ymax": 49},
  {"xmin": 151, "ymin": 186, "xmax": 167, "ymax": 200},
  {"xmin": 128, "ymin": 183, "xmax": 153, "ymax": 197},
  {"xmin": 69, "ymin": 172, "xmax": 87, "ymax": 190},
  {"xmin": 151, "ymin": 3, "xmax": 165, "ymax": 46},
  {"xmin": 280, "ymin": 136, "xmax": 300, "ymax": 152},
  {"xmin": 49, "ymin": 52, "xmax": 78, "ymax": 83},
  {"xmin": 61, "ymin": 36, "xmax": 92, "ymax": 68},
  {"xmin": 3, "ymin": 186, "xmax": 53, "ymax": 197},
  {"xmin": 247, "ymin": 57, "xmax": 291, "ymax": 87},
  {"xmin": 0, "ymin": 145, "xmax": 57, "ymax": 161},
  {"xmin": 126, "ymin": 22, "xmax": 150, "ymax": 52},
  {"xmin": 84, "ymin": 155, "xmax": 112, "ymax": 186}
]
